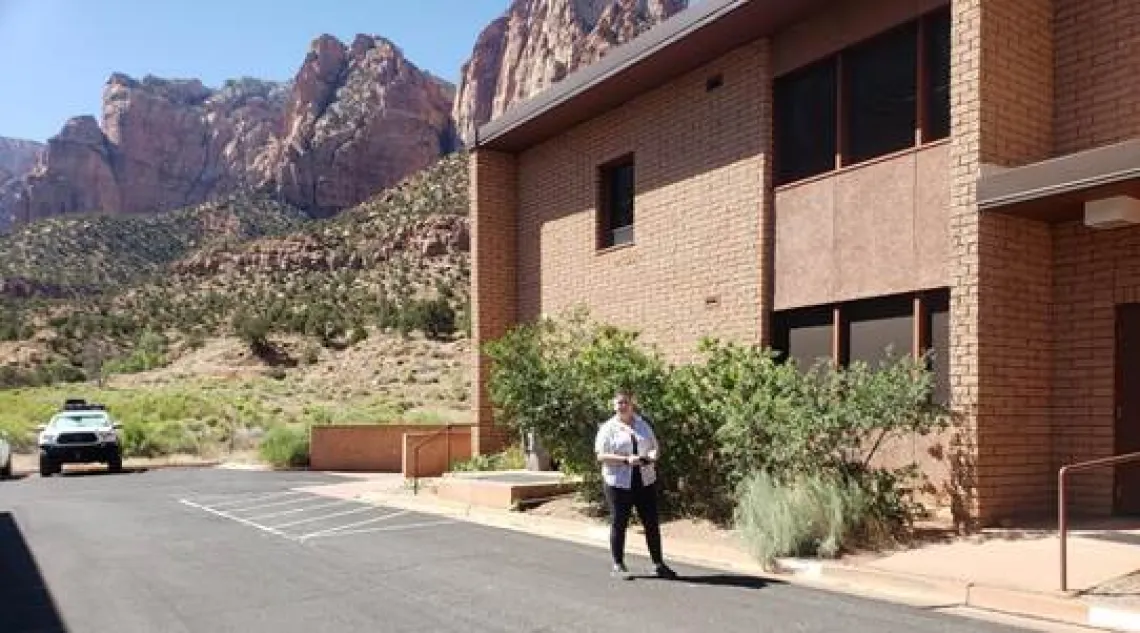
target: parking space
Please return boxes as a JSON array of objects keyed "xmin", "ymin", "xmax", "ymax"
[{"xmin": 178, "ymin": 489, "xmax": 456, "ymax": 543}]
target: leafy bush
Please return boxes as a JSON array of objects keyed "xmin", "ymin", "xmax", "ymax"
[
  {"xmin": 258, "ymin": 425, "xmax": 310, "ymax": 468},
  {"xmin": 484, "ymin": 307, "xmax": 670, "ymax": 500},
  {"xmin": 484, "ymin": 308, "xmax": 951, "ymax": 544},
  {"xmin": 451, "ymin": 444, "xmax": 526, "ymax": 472},
  {"xmin": 734, "ymin": 470, "xmax": 888, "ymax": 566}
]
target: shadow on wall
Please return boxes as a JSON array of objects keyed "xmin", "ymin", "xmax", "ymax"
[{"xmin": 0, "ymin": 512, "xmax": 69, "ymax": 632}]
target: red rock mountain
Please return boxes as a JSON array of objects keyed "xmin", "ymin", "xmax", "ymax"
[
  {"xmin": 0, "ymin": 137, "xmax": 44, "ymax": 228},
  {"xmin": 452, "ymin": 0, "xmax": 688, "ymax": 145},
  {"xmin": 4, "ymin": 1, "xmax": 688, "ymax": 226},
  {"xmin": 10, "ymin": 36, "xmax": 454, "ymax": 223}
]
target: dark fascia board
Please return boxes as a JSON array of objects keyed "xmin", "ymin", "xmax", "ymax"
[
  {"xmin": 977, "ymin": 139, "xmax": 1140, "ymax": 210},
  {"xmin": 473, "ymin": 0, "xmax": 749, "ymax": 150}
]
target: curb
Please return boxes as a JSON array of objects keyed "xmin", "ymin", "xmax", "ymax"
[
  {"xmin": 11, "ymin": 459, "xmax": 222, "ymax": 477},
  {"xmin": 343, "ymin": 489, "xmax": 1140, "ymax": 631}
]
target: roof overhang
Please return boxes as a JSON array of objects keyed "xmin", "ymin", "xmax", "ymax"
[
  {"xmin": 473, "ymin": 0, "xmax": 826, "ymax": 153},
  {"xmin": 977, "ymin": 139, "xmax": 1140, "ymax": 224}
]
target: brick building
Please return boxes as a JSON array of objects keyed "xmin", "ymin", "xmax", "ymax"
[{"xmin": 468, "ymin": 0, "xmax": 1140, "ymax": 525}]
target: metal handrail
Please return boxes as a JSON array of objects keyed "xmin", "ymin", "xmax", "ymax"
[
  {"xmin": 1058, "ymin": 451, "xmax": 1140, "ymax": 591},
  {"xmin": 409, "ymin": 425, "xmax": 453, "ymax": 495}
]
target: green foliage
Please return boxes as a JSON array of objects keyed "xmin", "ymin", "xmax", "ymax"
[
  {"xmin": 258, "ymin": 425, "xmax": 310, "ymax": 468},
  {"xmin": 734, "ymin": 470, "xmax": 889, "ymax": 566},
  {"xmin": 484, "ymin": 308, "xmax": 951, "ymax": 547},
  {"xmin": 105, "ymin": 330, "xmax": 168, "ymax": 375},
  {"xmin": 451, "ymin": 444, "xmax": 527, "ymax": 472},
  {"xmin": 484, "ymin": 307, "xmax": 671, "ymax": 499}
]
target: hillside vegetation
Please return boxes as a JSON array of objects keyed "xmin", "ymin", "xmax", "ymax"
[{"xmin": 0, "ymin": 153, "xmax": 475, "ymax": 457}]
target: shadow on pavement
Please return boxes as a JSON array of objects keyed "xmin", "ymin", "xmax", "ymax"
[
  {"xmin": 59, "ymin": 467, "xmax": 149, "ymax": 478},
  {"xmin": 631, "ymin": 572, "xmax": 784, "ymax": 589},
  {"xmin": 0, "ymin": 512, "xmax": 68, "ymax": 632}
]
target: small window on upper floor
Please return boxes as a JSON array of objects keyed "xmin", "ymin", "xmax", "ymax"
[
  {"xmin": 845, "ymin": 20, "xmax": 919, "ymax": 164},
  {"xmin": 774, "ymin": 58, "xmax": 837, "ymax": 185},
  {"xmin": 923, "ymin": 7, "xmax": 952, "ymax": 142},
  {"xmin": 598, "ymin": 155, "xmax": 635, "ymax": 249}
]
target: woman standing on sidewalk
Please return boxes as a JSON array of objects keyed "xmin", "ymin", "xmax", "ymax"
[{"xmin": 594, "ymin": 388, "xmax": 677, "ymax": 580}]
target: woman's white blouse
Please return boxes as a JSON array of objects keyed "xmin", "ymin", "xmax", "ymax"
[{"xmin": 594, "ymin": 414, "xmax": 659, "ymax": 489}]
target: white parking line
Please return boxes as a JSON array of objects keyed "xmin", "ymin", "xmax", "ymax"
[
  {"xmin": 296, "ymin": 510, "xmax": 411, "ymax": 542},
  {"xmin": 179, "ymin": 498, "xmax": 298, "ymax": 542},
  {"xmin": 223, "ymin": 495, "xmax": 326, "ymax": 513},
  {"xmin": 301, "ymin": 520, "xmax": 457, "ymax": 540},
  {"xmin": 268, "ymin": 505, "xmax": 377, "ymax": 529},
  {"xmin": 206, "ymin": 491, "xmax": 307, "ymax": 510},
  {"xmin": 246, "ymin": 499, "xmax": 353, "ymax": 521}
]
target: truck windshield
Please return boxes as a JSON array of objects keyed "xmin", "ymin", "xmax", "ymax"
[{"xmin": 51, "ymin": 414, "xmax": 109, "ymax": 428}]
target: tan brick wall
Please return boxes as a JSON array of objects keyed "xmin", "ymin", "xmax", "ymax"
[
  {"xmin": 470, "ymin": 149, "xmax": 519, "ymax": 455},
  {"xmin": 951, "ymin": 0, "xmax": 1055, "ymax": 524},
  {"xmin": 310, "ymin": 425, "xmax": 470, "ymax": 472},
  {"xmin": 1051, "ymin": 222, "xmax": 1140, "ymax": 516},
  {"xmin": 1054, "ymin": 0, "xmax": 1140, "ymax": 155},
  {"xmin": 513, "ymin": 40, "xmax": 773, "ymax": 363}
]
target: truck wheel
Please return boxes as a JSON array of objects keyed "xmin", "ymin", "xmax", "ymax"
[
  {"xmin": 108, "ymin": 450, "xmax": 123, "ymax": 473},
  {"xmin": 39, "ymin": 456, "xmax": 57, "ymax": 477}
]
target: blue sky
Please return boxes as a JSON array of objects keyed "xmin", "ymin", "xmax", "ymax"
[{"xmin": 0, "ymin": 0, "xmax": 509, "ymax": 142}]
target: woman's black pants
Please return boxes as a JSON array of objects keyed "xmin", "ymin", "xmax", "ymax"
[{"xmin": 603, "ymin": 471, "xmax": 663, "ymax": 566}]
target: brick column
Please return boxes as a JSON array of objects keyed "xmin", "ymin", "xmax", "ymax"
[
  {"xmin": 756, "ymin": 38, "xmax": 777, "ymax": 348},
  {"xmin": 950, "ymin": 0, "xmax": 1055, "ymax": 525},
  {"xmin": 470, "ymin": 148, "xmax": 519, "ymax": 456}
]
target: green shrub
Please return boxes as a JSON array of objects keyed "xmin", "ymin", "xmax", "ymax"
[
  {"xmin": 451, "ymin": 444, "xmax": 526, "ymax": 472},
  {"xmin": 484, "ymin": 308, "xmax": 951, "ymax": 538},
  {"xmin": 484, "ymin": 307, "xmax": 670, "ymax": 501},
  {"xmin": 258, "ymin": 425, "xmax": 310, "ymax": 468},
  {"xmin": 734, "ymin": 470, "xmax": 890, "ymax": 566}
]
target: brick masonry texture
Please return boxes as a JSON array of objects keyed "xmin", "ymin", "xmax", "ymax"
[
  {"xmin": 470, "ymin": 149, "xmax": 519, "ymax": 455},
  {"xmin": 470, "ymin": 0, "xmax": 1140, "ymax": 523},
  {"xmin": 1054, "ymin": 0, "xmax": 1140, "ymax": 154},
  {"xmin": 513, "ymin": 40, "xmax": 773, "ymax": 365}
]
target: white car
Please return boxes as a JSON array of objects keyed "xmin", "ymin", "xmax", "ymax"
[
  {"xmin": 37, "ymin": 399, "xmax": 123, "ymax": 477},
  {"xmin": 0, "ymin": 430, "xmax": 11, "ymax": 479}
]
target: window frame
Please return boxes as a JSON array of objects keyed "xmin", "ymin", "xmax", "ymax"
[
  {"xmin": 772, "ymin": 5, "xmax": 952, "ymax": 186},
  {"xmin": 771, "ymin": 288, "xmax": 951, "ymax": 405},
  {"xmin": 596, "ymin": 153, "xmax": 636, "ymax": 250}
]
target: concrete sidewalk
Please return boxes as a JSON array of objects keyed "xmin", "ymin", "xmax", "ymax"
[{"xmin": 301, "ymin": 472, "xmax": 1140, "ymax": 632}]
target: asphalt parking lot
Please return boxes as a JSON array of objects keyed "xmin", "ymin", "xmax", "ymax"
[{"xmin": 0, "ymin": 467, "xmax": 1081, "ymax": 633}]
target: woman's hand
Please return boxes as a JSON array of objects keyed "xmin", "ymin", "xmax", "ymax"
[{"xmin": 626, "ymin": 454, "xmax": 642, "ymax": 466}]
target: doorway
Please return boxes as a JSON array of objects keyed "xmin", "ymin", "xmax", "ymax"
[{"xmin": 1114, "ymin": 304, "xmax": 1140, "ymax": 515}]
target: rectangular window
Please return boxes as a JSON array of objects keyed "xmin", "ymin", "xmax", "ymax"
[
  {"xmin": 922, "ymin": 289, "xmax": 951, "ymax": 405},
  {"xmin": 772, "ymin": 288, "xmax": 951, "ymax": 405},
  {"xmin": 923, "ymin": 7, "xmax": 952, "ymax": 142},
  {"xmin": 598, "ymin": 156, "xmax": 635, "ymax": 249},
  {"xmin": 844, "ymin": 21, "xmax": 918, "ymax": 164},
  {"xmin": 772, "ymin": 305, "xmax": 834, "ymax": 371},
  {"xmin": 774, "ymin": 59, "xmax": 837, "ymax": 185},
  {"xmin": 772, "ymin": 5, "xmax": 952, "ymax": 184},
  {"xmin": 843, "ymin": 293, "xmax": 915, "ymax": 368}
]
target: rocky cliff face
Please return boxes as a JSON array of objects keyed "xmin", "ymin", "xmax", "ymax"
[
  {"xmin": 452, "ymin": 0, "xmax": 688, "ymax": 145},
  {"xmin": 0, "ymin": 137, "xmax": 44, "ymax": 229},
  {"xmin": 12, "ymin": 36, "xmax": 454, "ymax": 224}
]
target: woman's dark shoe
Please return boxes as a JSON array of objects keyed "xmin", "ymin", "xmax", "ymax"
[
  {"xmin": 653, "ymin": 563, "xmax": 678, "ymax": 579},
  {"xmin": 611, "ymin": 563, "xmax": 632, "ymax": 579}
]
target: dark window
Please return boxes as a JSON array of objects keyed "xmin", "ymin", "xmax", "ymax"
[
  {"xmin": 923, "ymin": 8, "xmax": 952, "ymax": 142},
  {"xmin": 843, "ymin": 294, "xmax": 915, "ymax": 368},
  {"xmin": 598, "ymin": 156, "xmax": 635, "ymax": 248},
  {"xmin": 772, "ymin": 305, "xmax": 834, "ymax": 371},
  {"xmin": 774, "ymin": 58, "xmax": 837, "ymax": 184},
  {"xmin": 923, "ymin": 289, "xmax": 951, "ymax": 406},
  {"xmin": 844, "ymin": 21, "xmax": 918, "ymax": 164},
  {"xmin": 772, "ymin": 6, "xmax": 951, "ymax": 184}
]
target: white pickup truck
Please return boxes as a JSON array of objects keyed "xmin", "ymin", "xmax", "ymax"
[
  {"xmin": 37, "ymin": 399, "xmax": 123, "ymax": 477},
  {"xmin": 0, "ymin": 430, "xmax": 11, "ymax": 479}
]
